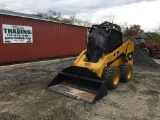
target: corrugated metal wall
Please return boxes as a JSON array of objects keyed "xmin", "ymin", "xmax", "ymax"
[{"xmin": 0, "ymin": 15, "xmax": 87, "ymax": 64}]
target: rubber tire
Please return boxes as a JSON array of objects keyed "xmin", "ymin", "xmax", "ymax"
[
  {"xmin": 142, "ymin": 48, "xmax": 153, "ymax": 57},
  {"xmin": 120, "ymin": 63, "xmax": 133, "ymax": 82},
  {"xmin": 103, "ymin": 66, "xmax": 120, "ymax": 90},
  {"xmin": 142, "ymin": 48, "xmax": 149, "ymax": 55}
]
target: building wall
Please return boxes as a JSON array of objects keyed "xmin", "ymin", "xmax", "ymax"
[{"xmin": 0, "ymin": 15, "xmax": 87, "ymax": 64}]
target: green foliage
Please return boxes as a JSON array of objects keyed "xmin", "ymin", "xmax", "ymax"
[
  {"xmin": 35, "ymin": 10, "xmax": 92, "ymax": 26},
  {"xmin": 148, "ymin": 33, "xmax": 160, "ymax": 46},
  {"xmin": 36, "ymin": 11, "xmax": 72, "ymax": 24},
  {"xmin": 123, "ymin": 24, "xmax": 144, "ymax": 37}
]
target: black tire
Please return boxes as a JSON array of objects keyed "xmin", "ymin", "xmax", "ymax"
[
  {"xmin": 142, "ymin": 48, "xmax": 149, "ymax": 55},
  {"xmin": 103, "ymin": 66, "xmax": 120, "ymax": 90},
  {"xmin": 120, "ymin": 63, "xmax": 133, "ymax": 82},
  {"xmin": 142, "ymin": 48, "xmax": 153, "ymax": 57}
]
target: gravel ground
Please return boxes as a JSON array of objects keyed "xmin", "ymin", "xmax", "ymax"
[
  {"xmin": 0, "ymin": 58, "xmax": 160, "ymax": 120},
  {"xmin": 133, "ymin": 47, "xmax": 160, "ymax": 69}
]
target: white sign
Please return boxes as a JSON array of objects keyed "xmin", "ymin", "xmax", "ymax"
[{"xmin": 2, "ymin": 24, "xmax": 33, "ymax": 43}]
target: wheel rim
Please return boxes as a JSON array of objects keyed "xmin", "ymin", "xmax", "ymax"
[
  {"xmin": 113, "ymin": 71, "xmax": 120, "ymax": 85},
  {"xmin": 127, "ymin": 68, "xmax": 132, "ymax": 79}
]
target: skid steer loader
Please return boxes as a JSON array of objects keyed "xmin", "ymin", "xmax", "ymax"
[{"xmin": 48, "ymin": 22, "xmax": 134, "ymax": 103}]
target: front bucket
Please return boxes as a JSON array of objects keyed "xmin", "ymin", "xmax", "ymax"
[{"xmin": 48, "ymin": 66, "xmax": 107, "ymax": 103}]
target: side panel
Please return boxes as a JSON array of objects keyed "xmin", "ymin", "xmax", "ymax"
[
  {"xmin": 0, "ymin": 15, "xmax": 87, "ymax": 64},
  {"xmin": 74, "ymin": 40, "xmax": 134, "ymax": 77},
  {"xmin": 125, "ymin": 40, "xmax": 135, "ymax": 65}
]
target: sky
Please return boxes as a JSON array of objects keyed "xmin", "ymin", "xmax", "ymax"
[{"xmin": 0, "ymin": 0, "xmax": 160, "ymax": 32}]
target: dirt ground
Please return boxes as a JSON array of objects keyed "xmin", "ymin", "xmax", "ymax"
[{"xmin": 0, "ymin": 49, "xmax": 160, "ymax": 120}]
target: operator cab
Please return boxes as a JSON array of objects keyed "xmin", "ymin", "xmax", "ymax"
[
  {"xmin": 86, "ymin": 22, "xmax": 123, "ymax": 62},
  {"xmin": 131, "ymin": 36, "xmax": 146, "ymax": 47}
]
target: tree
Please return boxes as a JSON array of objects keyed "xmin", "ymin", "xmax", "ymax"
[
  {"xmin": 123, "ymin": 24, "xmax": 144, "ymax": 37},
  {"xmin": 69, "ymin": 15, "xmax": 79, "ymax": 24},
  {"xmin": 36, "ymin": 11, "xmax": 63, "ymax": 21},
  {"xmin": 35, "ymin": 10, "xmax": 93, "ymax": 26},
  {"xmin": 148, "ymin": 32, "xmax": 160, "ymax": 46}
]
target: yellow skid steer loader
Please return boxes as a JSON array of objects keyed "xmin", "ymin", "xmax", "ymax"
[{"xmin": 48, "ymin": 22, "xmax": 134, "ymax": 103}]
